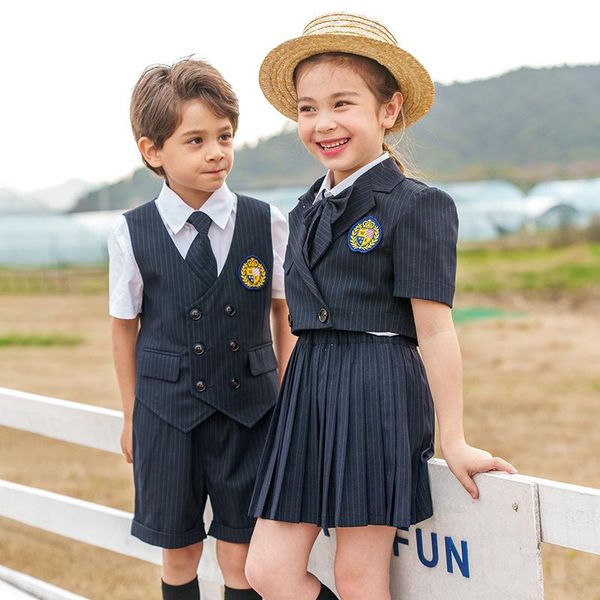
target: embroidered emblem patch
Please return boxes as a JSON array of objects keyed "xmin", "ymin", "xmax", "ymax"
[
  {"xmin": 239, "ymin": 255, "xmax": 268, "ymax": 290},
  {"xmin": 347, "ymin": 216, "xmax": 382, "ymax": 253}
]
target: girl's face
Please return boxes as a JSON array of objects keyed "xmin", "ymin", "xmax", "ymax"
[{"xmin": 296, "ymin": 61, "xmax": 401, "ymax": 186}]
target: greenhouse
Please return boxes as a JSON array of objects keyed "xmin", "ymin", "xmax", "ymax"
[
  {"xmin": 2, "ymin": 177, "xmax": 599, "ymax": 268},
  {"xmin": 434, "ymin": 180, "xmax": 527, "ymax": 241},
  {"xmin": 0, "ymin": 214, "xmax": 108, "ymax": 267},
  {"xmin": 525, "ymin": 178, "xmax": 600, "ymax": 229}
]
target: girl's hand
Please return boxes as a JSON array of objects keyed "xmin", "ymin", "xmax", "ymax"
[
  {"xmin": 120, "ymin": 418, "xmax": 133, "ymax": 463},
  {"xmin": 442, "ymin": 440, "xmax": 517, "ymax": 500}
]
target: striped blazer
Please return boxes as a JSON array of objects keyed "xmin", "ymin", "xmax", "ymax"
[{"xmin": 284, "ymin": 158, "xmax": 459, "ymax": 341}]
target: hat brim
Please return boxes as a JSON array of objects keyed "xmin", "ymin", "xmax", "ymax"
[{"xmin": 259, "ymin": 33, "xmax": 435, "ymax": 131}]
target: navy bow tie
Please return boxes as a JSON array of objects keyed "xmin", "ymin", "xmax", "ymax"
[{"xmin": 302, "ymin": 185, "xmax": 354, "ymax": 268}]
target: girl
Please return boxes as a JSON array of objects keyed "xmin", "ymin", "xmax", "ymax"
[{"xmin": 246, "ymin": 13, "xmax": 517, "ymax": 600}]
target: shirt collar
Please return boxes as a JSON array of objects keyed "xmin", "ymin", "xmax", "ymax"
[
  {"xmin": 155, "ymin": 182, "xmax": 235, "ymax": 234},
  {"xmin": 315, "ymin": 152, "xmax": 389, "ymax": 200}
]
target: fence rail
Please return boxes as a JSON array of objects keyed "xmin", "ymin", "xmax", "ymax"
[{"xmin": 1, "ymin": 386, "xmax": 599, "ymax": 599}]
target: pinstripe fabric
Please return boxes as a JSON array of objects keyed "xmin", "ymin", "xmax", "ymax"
[
  {"xmin": 185, "ymin": 211, "xmax": 218, "ymax": 286},
  {"xmin": 303, "ymin": 185, "xmax": 354, "ymax": 268},
  {"xmin": 125, "ymin": 195, "xmax": 278, "ymax": 432},
  {"xmin": 284, "ymin": 158, "xmax": 459, "ymax": 341},
  {"xmin": 132, "ymin": 400, "xmax": 272, "ymax": 547},
  {"xmin": 249, "ymin": 331, "xmax": 434, "ymax": 528},
  {"xmin": 249, "ymin": 158, "xmax": 458, "ymax": 528}
]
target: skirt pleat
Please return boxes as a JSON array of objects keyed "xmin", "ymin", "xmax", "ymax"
[{"xmin": 249, "ymin": 330, "xmax": 435, "ymax": 529}]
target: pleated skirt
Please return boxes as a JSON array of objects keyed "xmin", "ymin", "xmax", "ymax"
[{"xmin": 249, "ymin": 330, "xmax": 435, "ymax": 529}]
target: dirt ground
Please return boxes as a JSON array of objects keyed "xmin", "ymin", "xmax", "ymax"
[{"xmin": 0, "ymin": 293, "xmax": 598, "ymax": 599}]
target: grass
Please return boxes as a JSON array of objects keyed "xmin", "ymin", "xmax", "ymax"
[
  {"xmin": 0, "ymin": 241, "xmax": 599, "ymax": 297},
  {"xmin": 457, "ymin": 242, "xmax": 600, "ymax": 293},
  {"xmin": 0, "ymin": 333, "xmax": 83, "ymax": 347},
  {"xmin": 0, "ymin": 266, "xmax": 107, "ymax": 295},
  {"xmin": 453, "ymin": 307, "xmax": 521, "ymax": 324}
]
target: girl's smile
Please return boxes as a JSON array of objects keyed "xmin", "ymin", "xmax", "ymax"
[
  {"xmin": 315, "ymin": 137, "xmax": 350, "ymax": 155},
  {"xmin": 296, "ymin": 62, "xmax": 401, "ymax": 186}
]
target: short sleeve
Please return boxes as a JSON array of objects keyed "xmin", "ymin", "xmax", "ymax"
[
  {"xmin": 108, "ymin": 215, "xmax": 144, "ymax": 319},
  {"xmin": 393, "ymin": 186, "xmax": 458, "ymax": 307},
  {"xmin": 269, "ymin": 204, "xmax": 289, "ymax": 299}
]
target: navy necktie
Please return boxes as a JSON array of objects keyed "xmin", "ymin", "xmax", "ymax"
[
  {"xmin": 186, "ymin": 211, "xmax": 218, "ymax": 288},
  {"xmin": 303, "ymin": 185, "xmax": 354, "ymax": 268}
]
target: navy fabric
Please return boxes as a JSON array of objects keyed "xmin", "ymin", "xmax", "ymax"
[
  {"xmin": 249, "ymin": 330, "xmax": 435, "ymax": 528},
  {"xmin": 132, "ymin": 400, "xmax": 272, "ymax": 547},
  {"xmin": 223, "ymin": 587, "xmax": 261, "ymax": 600},
  {"xmin": 284, "ymin": 158, "xmax": 459, "ymax": 341},
  {"xmin": 161, "ymin": 577, "xmax": 200, "ymax": 600},
  {"xmin": 303, "ymin": 185, "xmax": 354, "ymax": 268},
  {"xmin": 250, "ymin": 159, "xmax": 459, "ymax": 529},
  {"xmin": 185, "ymin": 211, "xmax": 217, "ymax": 286},
  {"xmin": 317, "ymin": 583, "xmax": 338, "ymax": 599},
  {"xmin": 125, "ymin": 195, "xmax": 278, "ymax": 432}
]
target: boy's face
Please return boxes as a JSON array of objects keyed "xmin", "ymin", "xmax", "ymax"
[{"xmin": 141, "ymin": 99, "xmax": 234, "ymax": 206}]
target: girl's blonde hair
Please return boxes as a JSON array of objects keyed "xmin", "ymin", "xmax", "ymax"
[{"xmin": 293, "ymin": 52, "xmax": 415, "ymax": 176}]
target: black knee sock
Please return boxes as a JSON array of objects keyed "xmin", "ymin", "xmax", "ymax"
[
  {"xmin": 161, "ymin": 576, "xmax": 201, "ymax": 600},
  {"xmin": 224, "ymin": 586, "xmax": 261, "ymax": 599},
  {"xmin": 316, "ymin": 581, "xmax": 338, "ymax": 599}
]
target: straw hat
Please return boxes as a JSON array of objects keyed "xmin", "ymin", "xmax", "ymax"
[{"xmin": 259, "ymin": 12, "xmax": 435, "ymax": 131}]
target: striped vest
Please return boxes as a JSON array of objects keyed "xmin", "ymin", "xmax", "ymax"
[{"xmin": 125, "ymin": 195, "xmax": 278, "ymax": 432}]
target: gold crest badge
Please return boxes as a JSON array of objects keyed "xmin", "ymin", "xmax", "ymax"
[
  {"xmin": 347, "ymin": 216, "xmax": 382, "ymax": 253},
  {"xmin": 239, "ymin": 256, "xmax": 267, "ymax": 290}
]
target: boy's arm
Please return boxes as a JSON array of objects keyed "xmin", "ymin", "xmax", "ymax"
[
  {"xmin": 107, "ymin": 215, "xmax": 144, "ymax": 462},
  {"xmin": 111, "ymin": 316, "xmax": 139, "ymax": 463},
  {"xmin": 270, "ymin": 298, "xmax": 296, "ymax": 384},
  {"xmin": 412, "ymin": 298, "xmax": 517, "ymax": 499}
]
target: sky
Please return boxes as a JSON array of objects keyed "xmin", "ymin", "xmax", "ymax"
[{"xmin": 1, "ymin": 0, "xmax": 599, "ymax": 192}]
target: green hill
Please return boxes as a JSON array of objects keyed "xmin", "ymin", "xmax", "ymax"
[{"xmin": 72, "ymin": 63, "xmax": 600, "ymax": 212}]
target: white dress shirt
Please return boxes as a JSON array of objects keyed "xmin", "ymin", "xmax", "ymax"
[
  {"xmin": 108, "ymin": 182, "xmax": 289, "ymax": 319},
  {"xmin": 316, "ymin": 152, "xmax": 390, "ymax": 200},
  {"xmin": 315, "ymin": 152, "xmax": 398, "ymax": 337}
]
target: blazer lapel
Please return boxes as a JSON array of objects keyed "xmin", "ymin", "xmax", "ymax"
[
  {"xmin": 287, "ymin": 160, "xmax": 405, "ymax": 301},
  {"xmin": 288, "ymin": 182, "xmax": 329, "ymax": 305},
  {"xmin": 330, "ymin": 158, "xmax": 406, "ymax": 242},
  {"xmin": 330, "ymin": 184, "xmax": 375, "ymax": 242}
]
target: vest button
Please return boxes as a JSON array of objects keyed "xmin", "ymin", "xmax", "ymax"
[
  {"xmin": 193, "ymin": 343, "xmax": 205, "ymax": 355},
  {"xmin": 224, "ymin": 304, "xmax": 236, "ymax": 317},
  {"xmin": 190, "ymin": 308, "xmax": 202, "ymax": 321},
  {"xmin": 287, "ymin": 313, "xmax": 293, "ymax": 327},
  {"xmin": 229, "ymin": 340, "xmax": 240, "ymax": 352},
  {"xmin": 230, "ymin": 378, "xmax": 241, "ymax": 390},
  {"xmin": 195, "ymin": 380, "xmax": 207, "ymax": 392},
  {"xmin": 318, "ymin": 308, "xmax": 329, "ymax": 323}
]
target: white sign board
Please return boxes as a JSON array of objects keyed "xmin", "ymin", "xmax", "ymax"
[{"xmin": 309, "ymin": 460, "xmax": 543, "ymax": 599}]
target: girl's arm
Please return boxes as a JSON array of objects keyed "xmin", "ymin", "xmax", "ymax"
[
  {"xmin": 271, "ymin": 298, "xmax": 296, "ymax": 384},
  {"xmin": 111, "ymin": 316, "xmax": 140, "ymax": 463},
  {"xmin": 412, "ymin": 298, "xmax": 517, "ymax": 499}
]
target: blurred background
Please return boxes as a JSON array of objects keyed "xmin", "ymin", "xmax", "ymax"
[{"xmin": 1, "ymin": 1, "xmax": 599, "ymax": 598}]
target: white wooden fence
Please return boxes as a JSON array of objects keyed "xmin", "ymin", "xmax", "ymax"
[{"xmin": 1, "ymin": 386, "xmax": 599, "ymax": 599}]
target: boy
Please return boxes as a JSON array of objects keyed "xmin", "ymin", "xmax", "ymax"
[{"xmin": 109, "ymin": 58, "xmax": 294, "ymax": 600}]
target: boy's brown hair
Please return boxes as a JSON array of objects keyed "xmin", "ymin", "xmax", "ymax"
[{"xmin": 130, "ymin": 58, "xmax": 239, "ymax": 177}]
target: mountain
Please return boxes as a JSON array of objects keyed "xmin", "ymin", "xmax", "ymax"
[
  {"xmin": 408, "ymin": 63, "xmax": 600, "ymax": 184},
  {"xmin": 71, "ymin": 63, "xmax": 600, "ymax": 212},
  {"xmin": 0, "ymin": 189, "xmax": 50, "ymax": 214},
  {"xmin": 26, "ymin": 178, "xmax": 94, "ymax": 212},
  {"xmin": 70, "ymin": 169, "xmax": 162, "ymax": 213}
]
